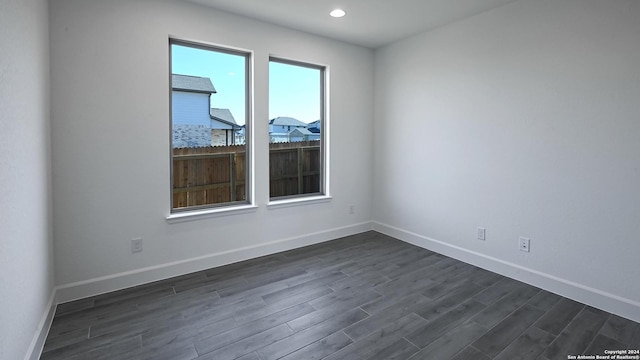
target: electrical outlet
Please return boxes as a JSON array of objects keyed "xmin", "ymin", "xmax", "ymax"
[
  {"xmin": 477, "ymin": 227, "xmax": 486, "ymax": 241},
  {"xmin": 519, "ymin": 237, "xmax": 530, "ymax": 252},
  {"xmin": 131, "ymin": 238, "xmax": 143, "ymax": 253},
  {"xmin": 349, "ymin": 205, "xmax": 355, "ymax": 214}
]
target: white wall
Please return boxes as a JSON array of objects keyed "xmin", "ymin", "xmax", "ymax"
[
  {"xmin": 50, "ymin": 0, "xmax": 373, "ymax": 292},
  {"xmin": 373, "ymin": 0, "xmax": 640, "ymax": 321},
  {"xmin": 0, "ymin": 0, "xmax": 54, "ymax": 358}
]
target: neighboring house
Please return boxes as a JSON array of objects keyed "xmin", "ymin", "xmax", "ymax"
[
  {"xmin": 210, "ymin": 108, "xmax": 240, "ymax": 146},
  {"xmin": 288, "ymin": 127, "xmax": 314, "ymax": 142},
  {"xmin": 307, "ymin": 120, "xmax": 320, "ymax": 133},
  {"xmin": 235, "ymin": 125, "xmax": 246, "ymax": 145},
  {"xmin": 306, "ymin": 120, "xmax": 321, "ymax": 141},
  {"xmin": 269, "ymin": 117, "xmax": 308, "ymax": 143},
  {"xmin": 171, "ymin": 74, "xmax": 216, "ymax": 148}
]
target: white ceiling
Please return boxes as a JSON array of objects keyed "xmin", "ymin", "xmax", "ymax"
[{"xmin": 185, "ymin": 0, "xmax": 518, "ymax": 49}]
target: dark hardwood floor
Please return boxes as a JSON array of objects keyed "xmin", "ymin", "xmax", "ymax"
[{"xmin": 41, "ymin": 231, "xmax": 640, "ymax": 360}]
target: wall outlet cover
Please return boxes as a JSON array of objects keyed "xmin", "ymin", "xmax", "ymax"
[
  {"xmin": 131, "ymin": 238, "xmax": 143, "ymax": 253},
  {"xmin": 477, "ymin": 227, "xmax": 486, "ymax": 241}
]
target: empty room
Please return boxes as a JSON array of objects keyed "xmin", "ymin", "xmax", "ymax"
[{"xmin": 1, "ymin": 0, "xmax": 639, "ymax": 359}]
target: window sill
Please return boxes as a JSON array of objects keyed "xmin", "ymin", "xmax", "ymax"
[
  {"xmin": 166, "ymin": 204, "xmax": 258, "ymax": 223},
  {"xmin": 267, "ymin": 195, "xmax": 332, "ymax": 210}
]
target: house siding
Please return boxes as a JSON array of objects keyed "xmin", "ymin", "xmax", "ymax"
[
  {"xmin": 172, "ymin": 91, "xmax": 211, "ymax": 126},
  {"xmin": 172, "ymin": 91, "xmax": 211, "ymax": 147}
]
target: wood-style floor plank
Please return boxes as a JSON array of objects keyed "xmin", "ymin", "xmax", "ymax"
[
  {"xmin": 534, "ymin": 297, "xmax": 585, "ymax": 335},
  {"xmin": 407, "ymin": 322, "xmax": 487, "ymax": 360},
  {"xmin": 278, "ymin": 331, "xmax": 353, "ymax": 360},
  {"xmin": 493, "ymin": 326, "xmax": 555, "ymax": 360},
  {"xmin": 472, "ymin": 304, "xmax": 546, "ymax": 357},
  {"xmin": 450, "ymin": 346, "xmax": 492, "ymax": 360},
  {"xmin": 543, "ymin": 307, "xmax": 609, "ymax": 359}
]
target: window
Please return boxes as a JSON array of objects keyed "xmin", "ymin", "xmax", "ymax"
[
  {"xmin": 269, "ymin": 58, "xmax": 325, "ymax": 200},
  {"xmin": 170, "ymin": 39, "xmax": 250, "ymax": 212}
]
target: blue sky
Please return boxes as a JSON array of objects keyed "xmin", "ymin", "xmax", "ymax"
[
  {"xmin": 171, "ymin": 44, "xmax": 320, "ymax": 126},
  {"xmin": 269, "ymin": 61, "xmax": 321, "ymax": 124}
]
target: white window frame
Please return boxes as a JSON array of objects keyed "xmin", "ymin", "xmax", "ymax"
[
  {"xmin": 167, "ymin": 38, "xmax": 255, "ymax": 219},
  {"xmin": 267, "ymin": 56, "xmax": 330, "ymax": 207}
]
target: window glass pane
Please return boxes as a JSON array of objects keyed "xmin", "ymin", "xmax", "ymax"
[
  {"xmin": 269, "ymin": 59, "xmax": 323, "ymax": 199},
  {"xmin": 171, "ymin": 41, "xmax": 249, "ymax": 211}
]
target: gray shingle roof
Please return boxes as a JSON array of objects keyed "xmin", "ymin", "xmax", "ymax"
[
  {"xmin": 269, "ymin": 117, "xmax": 307, "ymax": 127},
  {"xmin": 172, "ymin": 74, "xmax": 216, "ymax": 93},
  {"xmin": 210, "ymin": 108, "xmax": 238, "ymax": 126}
]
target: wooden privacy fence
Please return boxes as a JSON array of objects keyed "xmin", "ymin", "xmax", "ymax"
[
  {"xmin": 269, "ymin": 145, "xmax": 321, "ymax": 198},
  {"xmin": 172, "ymin": 141, "xmax": 320, "ymax": 209},
  {"xmin": 172, "ymin": 146, "xmax": 246, "ymax": 209}
]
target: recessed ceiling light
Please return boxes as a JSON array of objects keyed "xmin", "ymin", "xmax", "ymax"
[{"xmin": 330, "ymin": 9, "xmax": 346, "ymax": 18}]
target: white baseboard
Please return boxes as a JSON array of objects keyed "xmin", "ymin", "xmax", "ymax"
[
  {"xmin": 373, "ymin": 221, "xmax": 640, "ymax": 324},
  {"xmin": 24, "ymin": 288, "xmax": 57, "ymax": 360},
  {"xmin": 56, "ymin": 221, "xmax": 373, "ymax": 304}
]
